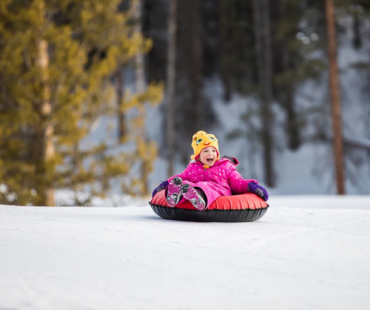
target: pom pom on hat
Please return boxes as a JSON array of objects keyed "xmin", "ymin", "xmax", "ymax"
[{"xmin": 191, "ymin": 130, "xmax": 219, "ymax": 160}]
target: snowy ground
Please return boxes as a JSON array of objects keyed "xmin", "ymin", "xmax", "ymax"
[{"xmin": 1, "ymin": 196, "xmax": 370, "ymax": 310}]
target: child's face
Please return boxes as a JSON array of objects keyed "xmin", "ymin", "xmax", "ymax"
[{"xmin": 199, "ymin": 147, "xmax": 218, "ymax": 166}]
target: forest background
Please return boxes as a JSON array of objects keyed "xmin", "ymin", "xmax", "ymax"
[{"xmin": 1, "ymin": 0, "xmax": 370, "ymax": 206}]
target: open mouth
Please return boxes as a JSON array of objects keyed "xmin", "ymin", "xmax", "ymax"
[{"xmin": 207, "ymin": 158, "xmax": 214, "ymax": 163}]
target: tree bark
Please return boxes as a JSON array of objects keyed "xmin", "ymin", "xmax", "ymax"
[
  {"xmin": 218, "ymin": 0, "xmax": 231, "ymax": 102},
  {"xmin": 272, "ymin": 0, "xmax": 301, "ymax": 151},
  {"xmin": 36, "ymin": 38, "xmax": 55, "ymax": 206},
  {"xmin": 285, "ymin": 90, "xmax": 301, "ymax": 150},
  {"xmin": 32, "ymin": 1, "xmax": 55, "ymax": 206},
  {"xmin": 116, "ymin": 66, "xmax": 126, "ymax": 140},
  {"xmin": 252, "ymin": 0, "xmax": 275, "ymax": 187},
  {"xmin": 187, "ymin": 0, "xmax": 203, "ymax": 129},
  {"xmin": 166, "ymin": 0, "xmax": 177, "ymax": 177},
  {"xmin": 352, "ymin": 7, "xmax": 362, "ymax": 49},
  {"xmin": 325, "ymin": 0, "xmax": 345, "ymax": 194},
  {"xmin": 133, "ymin": 0, "xmax": 149, "ymax": 194}
]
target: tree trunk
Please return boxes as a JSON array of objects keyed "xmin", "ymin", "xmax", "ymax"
[
  {"xmin": 273, "ymin": 0, "xmax": 301, "ymax": 151},
  {"xmin": 133, "ymin": 0, "xmax": 149, "ymax": 195},
  {"xmin": 187, "ymin": 0, "xmax": 203, "ymax": 129},
  {"xmin": 352, "ymin": 7, "xmax": 362, "ymax": 49},
  {"xmin": 116, "ymin": 66, "xmax": 126, "ymax": 140},
  {"xmin": 285, "ymin": 90, "xmax": 301, "ymax": 150},
  {"xmin": 218, "ymin": 0, "xmax": 232, "ymax": 102},
  {"xmin": 252, "ymin": 0, "xmax": 275, "ymax": 187},
  {"xmin": 30, "ymin": 1, "xmax": 55, "ymax": 206},
  {"xmin": 325, "ymin": 0, "xmax": 345, "ymax": 194},
  {"xmin": 166, "ymin": 0, "xmax": 177, "ymax": 177},
  {"xmin": 36, "ymin": 38, "xmax": 55, "ymax": 206}
]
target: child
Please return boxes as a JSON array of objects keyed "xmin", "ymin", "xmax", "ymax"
[{"xmin": 152, "ymin": 130, "xmax": 268, "ymax": 211}]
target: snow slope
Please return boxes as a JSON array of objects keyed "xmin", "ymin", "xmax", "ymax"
[{"xmin": 1, "ymin": 196, "xmax": 370, "ymax": 310}]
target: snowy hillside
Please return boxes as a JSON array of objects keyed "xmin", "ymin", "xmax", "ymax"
[{"xmin": 1, "ymin": 196, "xmax": 370, "ymax": 310}]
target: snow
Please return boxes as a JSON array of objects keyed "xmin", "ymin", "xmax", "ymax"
[
  {"xmin": 2, "ymin": 9, "xmax": 370, "ymax": 310},
  {"xmin": 1, "ymin": 196, "xmax": 370, "ymax": 310}
]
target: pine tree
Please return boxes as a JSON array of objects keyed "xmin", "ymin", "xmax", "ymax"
[
  {"xmin": 271, "ymin": 0, "xmax": 327, "ymax": 151},
  {"xmin": 0, "ymin": 0, "xmax": 163, "ymax": 205}
]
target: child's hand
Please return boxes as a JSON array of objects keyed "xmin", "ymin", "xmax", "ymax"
[
  {"xmin": 152, "ymin": 180, "xmax": 169, "ymax": 197},
  {"xmin": 248, "ymin": 182, "xmax": 269, "ymax": 201}
]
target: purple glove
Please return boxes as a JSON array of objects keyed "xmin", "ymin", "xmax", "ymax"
[
  {"xmin": 248, "ymin": 182, "xmax": 269, "ymax": 201},
  {"xmin": 152, "ymin": 180, "xmax": 169, "ymax": 197}
]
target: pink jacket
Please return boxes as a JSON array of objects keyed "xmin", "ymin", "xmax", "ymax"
[{"xmin": 169, "ymin": 157, "xmax": 257, "ymax": 206}]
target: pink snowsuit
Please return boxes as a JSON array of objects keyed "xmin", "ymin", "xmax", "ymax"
[{"xmin": 168, "ymin": 157, "xmax": 257, "ymax": 207}]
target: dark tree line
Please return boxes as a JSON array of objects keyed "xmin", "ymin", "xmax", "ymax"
[
  {"xmin": 143, "ymin": 0, "xmax": 370, "ymax": 191},
  {"xmin": 2, "ymin": 0, "xmax": 370, "ymax": 205}
]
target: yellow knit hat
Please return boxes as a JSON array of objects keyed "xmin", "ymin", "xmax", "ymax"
[{"xmin": 191, "ymin": 130, "xmax": 219, "ymax": 160}]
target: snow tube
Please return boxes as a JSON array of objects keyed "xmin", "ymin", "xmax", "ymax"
[{"xmin": 149, "ymin": 190, "xmax": 269, "ymax": 222}]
